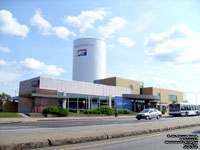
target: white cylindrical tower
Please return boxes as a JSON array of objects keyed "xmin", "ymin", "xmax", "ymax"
[{"xmin": 73, "ymin": 37, "xmax": 106, "ymax": 83}]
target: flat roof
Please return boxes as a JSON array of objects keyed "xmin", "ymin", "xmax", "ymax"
[{"xmin": 122, "ymin": 94, "xmax": 160, "ymax": 100}]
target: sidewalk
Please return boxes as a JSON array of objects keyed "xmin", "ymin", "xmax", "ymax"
[{"xmin": 0, "ymin": 116, "xmax": 199, "ymax": 150}]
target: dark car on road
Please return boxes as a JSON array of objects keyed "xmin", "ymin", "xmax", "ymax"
[{"xmin": 136, "ymin": 108, "xmax": 162, "ymax": 120}]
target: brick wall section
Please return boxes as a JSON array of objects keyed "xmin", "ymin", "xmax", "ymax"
[
  {"xmin": 94, "ymin": 77, "xmax": 117, "ymax": 86},
  {"xmin": 35, "ymin": 88, "xmax": 57, "ymax": 95},
  {"xmin": 34, "ymin": 97, "xmax": 58, "ymax": 113},
  {"xmin": 3, "ymin": 101, "xmax": 18, "ymax": 112},
  {"xmin": 33, "ymin": 88, "xmax": 58, "ymax": 113}
]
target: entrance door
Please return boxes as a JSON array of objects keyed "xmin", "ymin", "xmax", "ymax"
[{"xmin": 136, "ymin": 100, "xmax": 145, "ymax": 112}]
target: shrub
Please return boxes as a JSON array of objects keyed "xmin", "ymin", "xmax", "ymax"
[
  {"xmin": 123, "ymin": 109, "xmax": 131, "ymax": 114},
  {"xmin": 89, "ymin": 110, "xmax": 93, "ymax": 114},
  {"xmin": 118, "ymin": 109, "xmax": 123, "ymax": 114},
  {"xmin": 83, "ymin": 110, "xmax": 90, "ymax": 114},
  {"xmin": 42, "ymin": 106, "xmax": 69, "ymax": 117},
  {"xmin": 117, "ymin": 109, "xmax": 131, "ymax": 115},
  {"xmin": 93, "ymin": 110, "xmax": 101, "ymax": 114},
  {"xmin": 96, "ymin": 106, "xmax": 113, "ymax": 116}
]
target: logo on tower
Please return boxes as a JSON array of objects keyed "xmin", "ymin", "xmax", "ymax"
[{"xmin": 77, "ymin": 49, "xmax": 87, "ymax": 56}]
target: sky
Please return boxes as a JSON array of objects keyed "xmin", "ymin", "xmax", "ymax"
[{"xmin": 0, "ymin": 0, "xmax": 200, "ymax": 104}]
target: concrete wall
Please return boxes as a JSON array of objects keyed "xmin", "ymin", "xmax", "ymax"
[
  {"xmin": 39, "ymin": 77, "xmax": 130, "ymax": 97},
  {"xmin": 2, "ymin": 101, "xmax": 18, "ymax": 112},
  {"xmin": 143, "ymin": 87, "xmax": 184, "ymax": 105}
]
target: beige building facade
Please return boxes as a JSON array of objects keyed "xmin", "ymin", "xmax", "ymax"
[
  {"xmin": 142, "ymin": 87, "xmax": 184, "ymax": 105},
  {"xmin": 95, "ymin": 77, "xmax": 184, "ymax": 113},
  {"xmin": 94, "ymin": 77, "xmax": 144, "ymax": 95}
]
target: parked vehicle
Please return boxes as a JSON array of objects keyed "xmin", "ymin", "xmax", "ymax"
[{"xmin": 136, "ymin": 108, "xmax": 162, "ymax": 120}]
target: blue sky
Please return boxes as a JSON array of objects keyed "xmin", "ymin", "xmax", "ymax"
[{"xmin": 0, "ymin": 0, "xmax": 200, "ymax": 104}]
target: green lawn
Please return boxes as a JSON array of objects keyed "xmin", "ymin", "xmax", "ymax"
[{"xmin": 0, "ymin": 112, "xmax": 23, "ymax": 118}]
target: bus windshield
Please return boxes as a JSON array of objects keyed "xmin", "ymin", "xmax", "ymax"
[{"xmin": 169, "ymin": 104, "xmax": 180, "ymax": 112}]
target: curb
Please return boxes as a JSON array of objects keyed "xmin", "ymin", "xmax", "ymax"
[
  {"xmin": 23, "ymin": 120, "xmax": 38, "ymax": 123},
  {"xmin": 0, "ymin": 121, "xmax": 22, "ymax": 124},
  {"xmin": 0, "ymin": 120, "xmax": 38, "ymax": 124},
  {"xmin": 0, "ymin": 122, "xmax": 199, "ymax": 150}
]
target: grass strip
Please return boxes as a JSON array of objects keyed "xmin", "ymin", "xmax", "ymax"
[{"xmin": 0, "ymin": 112, "xmax": 23, "ymax": 118}]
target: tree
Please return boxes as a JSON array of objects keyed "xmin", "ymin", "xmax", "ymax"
[
  {"xmin": 172, "ymin": 100, "xmax": 177, "ymax": 104},
  {"xmin": 0, "ymin": 93, "xmax": 11, "ymax": 101}
]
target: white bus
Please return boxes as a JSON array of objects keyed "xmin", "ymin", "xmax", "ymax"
[{"xmin": 169, "ymin": 103, "xmax": 200, "ymax": 116}]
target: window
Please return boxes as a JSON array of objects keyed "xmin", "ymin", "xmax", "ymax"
[
  {"xmin": 58, "ymin": 92, "xmax": 63, "ymax": 96},
  {"xmin": 157, "ymin": 93, "xmax": 161, "ymax": 100},
  {"xmin": 140, "ymin": 83, "xmax": 143, "ymax": 94},
  {"xmin": 140, "ymin": 82, "xmax": 143, "ymax": 88},
  {"xmin": 168, "ymin": 95, "xmax": 177, "ymax": 102},
  {"xmin": 181, "ymin": 105, "xmax": 186, "ymax": 111},
  {"xmin": 129, "ymin": 85, "xmax": 133, "ymax": 91},
  {"xmin": 58, "ymin": 99, "xmax": 62, "ymax": 107}
]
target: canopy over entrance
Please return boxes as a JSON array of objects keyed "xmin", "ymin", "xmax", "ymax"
[{"xmin": 122, "ymin": 94, "xmax": 160, "ymax": 101}]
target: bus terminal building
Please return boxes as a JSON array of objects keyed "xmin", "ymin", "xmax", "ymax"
[{"xmin": 18, "ymin": 76, "xmax": 184, "ymax": 114}]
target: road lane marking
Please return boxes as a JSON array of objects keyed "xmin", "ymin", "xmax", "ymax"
[{"xmin": 60, "ymin": 127, "xmax": 200, "ymax": 150}]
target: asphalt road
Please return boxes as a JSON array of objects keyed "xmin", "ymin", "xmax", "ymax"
[
  {"xmin": 0, "ymin": 116, "xmax": 200, "ymax": 147},
  {"xmin": 0, "ymin": 118, "xmax": 164, "ymax": 130},
  {"xmin": 1, "ymin": 116, "xmax": 199, "ymax": 130},
  {"xmin": 35, "ymin": 126, "xmax": 200, "ymax": 150}
]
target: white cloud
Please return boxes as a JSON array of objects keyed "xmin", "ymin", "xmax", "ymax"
[
  {"xmin": 52, "ymin": 26, "xmax": 76, "ymax": 40},
  {"xmin": 0, "ymin": 70, "xmax": 21, "ymax": 83},
  {"xmin": 0, "ymin": 45, "xmax": 12, "ymax": 53},
  {"xmin": 30, "ymin": 9, "xmax": 75, "ymax": 39},
  {"xmin": 0, "ymin": 60, "xmax": 6, "ymax": 66},
  {"xmin": 30, "ymin": 9, "xmax": 52, "ymax": 35},
  {"xmin": 0, "ymin": 10, "xmax": 29, "ymax": 37},
  {"xmin": 144, "ymin": 24, "xmax": 200, "ymax": 65},
  {"xmin": 152, "ymin": 77, "xmax": 182, "ymax": 91},
  {"xmin": 18, "ymin": 58, "xmax": 65, "ymax": 76},
  {"xmin": 65, "ymin": 9, "xmax": 108, "ymax": 33},
  {"xmin": 118, "ymin": 37, "xmax": 135, "ymax": 47},
  {"xmin": 98, "ymin": 17, "xmax": 126, "ymax": 38}
]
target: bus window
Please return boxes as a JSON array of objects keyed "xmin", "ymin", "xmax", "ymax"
[{"xmin": 181, "ymin": 105, "xmax": 185, "ymax": 111}]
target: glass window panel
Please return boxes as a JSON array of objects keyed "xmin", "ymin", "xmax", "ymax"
[{"xmin": 91, "ymin": 96, "xmax": 99, "ymax": 110}]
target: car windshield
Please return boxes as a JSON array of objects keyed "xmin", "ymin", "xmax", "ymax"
[{"xmin": 141, "ymin": 109, "xmax": 149, "ymax": 113}]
